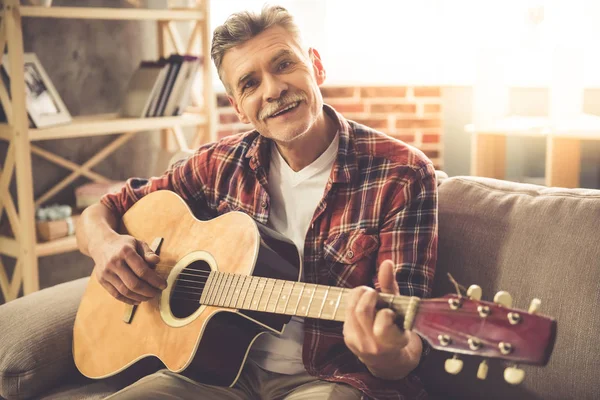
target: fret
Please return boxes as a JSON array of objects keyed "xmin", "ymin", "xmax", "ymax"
[
  {"xmin": 234, "ymin": 275, "xmax": 247, "ymax": 309},
  {"xmin": 270, "ymin": 280, "xmax": 284, "ymax": 313},
  {"xmin": 216, "ymin": 273, "xmax": 233, "ymax": 307},
  {"xmin": 221, "ymin": 273, "xmax": 235, "ymax": 308},
  {"xmin": 258, "ymin": 278, "xmax": 274, "ymax": 311},
  {"xmin": 332, "ymin": 287, "xmax": 344, "ymax": 321},
  {"xmin": 323, "ymin": 287, "xmax": 343, "ymax": 320},
  {"xmin": 304, "ymin": 284, "xmax": 317, "ymax": 317},
  {"xmin": 227, "ymin": 274, "xmax": 241, "ymax": 308},
  {"xmin": 281, "ymin": 282, "xmax": 295, "ymax": 315},
  {"xmin": 292, "ymin": 282, "xmax": 306, "ymax": 316},
  {"xmin": 318, "ymin": 287, "xmax": 330, "ymax": 319},
  {"xmin": 236, "ymin": 276, "xmax": 251, "ymax": 309},
  {"xmin": 261, "ymin": 279, "xmax": 276, "ymax": 312},
  {"xmin": 254, "ymin": 278, "xmax": 267, "ymax": 311},
  {"xmin": 199, "ymin": 271, "xmax": 214, "ymax": 305},
  {"xmin": 207, "ymin": 272, "xmax": 223, "ymax": 306},
  {"xmin": 244, "ymin": 277, "xmax": 260, "ymax": 310},
  {"xmin": 216, "ymin": 272, "xmax": 229, "ymax": 306}
]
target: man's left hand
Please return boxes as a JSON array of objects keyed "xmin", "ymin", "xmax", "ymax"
[{"xmin": 342, "ymin": 260, "xmax": 422, "ymax": 380}]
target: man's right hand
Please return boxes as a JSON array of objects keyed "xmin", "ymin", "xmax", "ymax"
[{"xmin": 90, "ymin": 234, "xmax": 168, "ymax": 305}]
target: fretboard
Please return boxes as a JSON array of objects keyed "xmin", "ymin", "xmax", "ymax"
[{"xmin": 198, "ymin": 271, "xmax": 416, "ymax": 323}]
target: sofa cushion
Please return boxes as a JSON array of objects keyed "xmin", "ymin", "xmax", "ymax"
[
  {"xmin": 37, "ymin": 380, "xmax": 121, "ymax": 400},
  {"xmin": 420, "ymin": 176, "xmax": 600, "ymax": 399},
  {"xmin": 0, "ymin": 278, "xmax": 89, "ymax": 399}
]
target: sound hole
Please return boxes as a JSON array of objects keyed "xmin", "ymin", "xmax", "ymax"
[{"xmin": 170, "ymin": 260, "xmax": 211, "ymax": 318}]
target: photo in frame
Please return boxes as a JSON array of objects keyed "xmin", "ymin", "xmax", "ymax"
[{"xmin": 1, "ymin": 53, "xmax": 71, "ymax": 128}]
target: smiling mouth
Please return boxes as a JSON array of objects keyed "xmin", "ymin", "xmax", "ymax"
[{"xmin": 269, "ymin": 101, "xmax": 301, "ymax": 118}]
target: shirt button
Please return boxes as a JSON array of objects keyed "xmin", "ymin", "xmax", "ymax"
[
  {"xmin": 346, "ymin": 250, "xmax": 354, "ymax": 259},
  {"xmin": 261, "ymin": 201, "xmax": 268, "ymax": 209}
]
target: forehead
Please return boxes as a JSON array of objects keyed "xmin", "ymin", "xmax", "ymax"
[{"xmin": 221, "ymin": 26, "xmax": 303, "ymax": 85}]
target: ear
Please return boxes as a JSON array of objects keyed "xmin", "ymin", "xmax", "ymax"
[
  {"xmin": 309, "ymin": 48, "xmax": 326, "ymax": 85},
  {"xmin": 227, "ymin": 94, "xmax": 251, "ymax": 124}
]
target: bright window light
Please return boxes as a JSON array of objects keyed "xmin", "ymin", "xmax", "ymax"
[{"xmin": 209, "ymin": 0, "xmax": 600, "ymax": 88}]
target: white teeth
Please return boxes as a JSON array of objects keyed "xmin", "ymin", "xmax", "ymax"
[{"xmin": 271, "ymin": 102, "xmax": 298, "ymax": 117}]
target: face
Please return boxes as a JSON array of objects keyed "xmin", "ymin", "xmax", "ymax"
[{"xmin": 221, "ymin": 25, "xmax": 326, "ymax": 144}]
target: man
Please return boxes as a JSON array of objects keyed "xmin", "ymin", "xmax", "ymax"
[{"xmin": 77, "ymin": 5, "xmax": 437, "ymax": 399}]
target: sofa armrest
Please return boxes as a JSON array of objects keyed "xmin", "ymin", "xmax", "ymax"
[{"xmin": 0, "ymin": 277, "xmax": 89, "ymax": 399}]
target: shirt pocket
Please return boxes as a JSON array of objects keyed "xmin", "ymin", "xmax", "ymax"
[{"xmin": 322, "ymin": 230, "xmax": 379, "ymax": 288}]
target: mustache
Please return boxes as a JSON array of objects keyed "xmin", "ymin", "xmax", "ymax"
[{"xmin": 258, "ymin": 92, "xmax": 307, "ymax": 120}]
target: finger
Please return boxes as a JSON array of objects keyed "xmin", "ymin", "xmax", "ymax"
[
  {"xmin": 110, "ymin": 260, "xmax": 159, "ymax": 299},
  {"xmin": 373, "ymin": 308, "xmax": 407, "ymax": 347},
  {"xmin": 123, "ymin": 245, "xmax": 167, "ymax": 290},
  {"xmin": 139, "ymin": 241, "xmax": 160, "ymax": 266},
  {"xmin": 343, "ymin": 287, "xmax": 369, "ymax": 346},
  {"xmin": 378, "ymin": 260, "xmax": 400, "ymax": 295},
  {"xmin": 98, "ymin": 272, "xmax": 142, "ymax": 305},
  {"xmin": 354, "ymin": 288, "xmax": 378, "ymax": 336}
]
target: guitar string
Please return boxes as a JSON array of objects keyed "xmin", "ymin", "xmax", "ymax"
[
  {"xmin": 166, "ymin": 286, "xmax": 512, "ymax": 320},
  {"xmin": 166, "ymin": 270, "xmax": 425, "ymax": 306},
  {"xmin": 166, "ymin": 287, "xmax": 416, "ymax": 317},
  {"xmin": 163, "ymin": 271, "xmax": 486, "ymax": 306},
  {"xmin": 164, "ymin": 293, "xmax": 518, "ymax": 328},
  {"xmin": 156, "ymin": 271, "xmax": 479, "ymax": 309},
  {"xmin": 163, "ymin": 270, "xmax": 414, "ymax": 304},
  {"xmin": 167, "ymin": 281, "xmax": 416, "ymax": 308},
  {"xmin": 166, "ymin": 271, "xmax": 452, "ymax": 306},
  {"xmin": 166, "ymin": 294, "xmax": 348, "ymax": 319}
]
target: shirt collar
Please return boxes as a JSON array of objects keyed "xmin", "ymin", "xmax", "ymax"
[{"xmin": 244, "ymin": 103, "xmax": 358, "ymax": 184}]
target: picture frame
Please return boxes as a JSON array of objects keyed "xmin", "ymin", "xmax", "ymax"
[{"xmin": 1, "ymin": 53, "xmax": 71, "ymax": 128}]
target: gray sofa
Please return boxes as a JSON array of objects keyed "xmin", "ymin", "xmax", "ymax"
[{"xmin": 1, "ymin": 175, "xmax": 599, "ymax": 399}]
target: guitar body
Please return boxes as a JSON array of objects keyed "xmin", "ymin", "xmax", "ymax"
[{"xmin": 73, "ymin": 190, "xmax": 301, "ymax": 386}]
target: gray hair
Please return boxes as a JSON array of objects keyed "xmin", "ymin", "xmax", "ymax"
[{"xmin": 211, "ymin": 5, "xmax": 302, "ymax": 92}]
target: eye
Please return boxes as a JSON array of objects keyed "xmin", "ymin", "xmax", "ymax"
[
  {"xmin": 243, "ymin": 79, "xmax": 257, "ymax": 91},
  {"xmin": 279, "ymin": 61, "xmax": 292, "ymax": 71}
]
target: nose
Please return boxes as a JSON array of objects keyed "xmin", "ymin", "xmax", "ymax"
[{"xmin": 263, "ymin": 74, "xmax": 288, "ymax": 103}]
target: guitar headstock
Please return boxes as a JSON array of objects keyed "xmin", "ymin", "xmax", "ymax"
[{"xmin": 412, "ymin": 287, "xmax": 557, "ymax": 384}]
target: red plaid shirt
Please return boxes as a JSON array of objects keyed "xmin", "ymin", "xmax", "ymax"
[{"xmin": 102, "ymin": 105, "xmax": 438, "ymax": 399}]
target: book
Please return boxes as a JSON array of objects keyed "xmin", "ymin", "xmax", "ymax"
[
  {"xmin": 155, "ymin": 54, "xmax": 185, "ymax": 116},
  {"xmin": 173, "ymin": 56, "xmax": 202, "ymax": 116},
  {"xmin": 119, "ymin": 61, "xmax": 167, "ymax": 118},
  {"xmin": 163, "ymin": 55, "xmax": 199, "ymax": 116}
]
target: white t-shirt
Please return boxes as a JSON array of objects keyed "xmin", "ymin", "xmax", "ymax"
[{"xmin": 249, "ymin": 133, "xmax": 340, "ymax": 374}]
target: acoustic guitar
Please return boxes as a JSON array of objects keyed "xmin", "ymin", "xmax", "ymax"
[{"xmin": 73, "ymin": 190, "xmax": 556, "ymax": 387}]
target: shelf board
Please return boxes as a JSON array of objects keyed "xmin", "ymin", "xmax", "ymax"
[
  {"xmin": 0, "ymin": 234, "xmax": 78, "ymax": 257},
  {"xmin": 20, "ymin": 6, "xmax": 205, "ymax": 21},
  {"xmin": 36, "ymin": 235, "xmax": 78, "ymax": 257},
  {"xmin": 0, "ymin": 113, "xmax": 207, "ymax": 141}
]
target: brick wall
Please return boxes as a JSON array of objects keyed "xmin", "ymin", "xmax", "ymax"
[{"xmin": 215, "ymin": 85, "xmax": 443, "ymax": 169}]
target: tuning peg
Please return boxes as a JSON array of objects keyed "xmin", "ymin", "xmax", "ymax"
[
  {"xmin": 444, "ymin": 355, "xmax": 463, "ymax": 375},
  {"xmin": 504, "ymin": 365, "xmax": 525, "ymax": 385},
  {"xmin": 528, "ymin": 298, "xmax": 541, "ymax": 314},
  {"xmin": 467, "ymin": 284, "xmax": 482, "ymax": 300},
  {"xmin": 477, "ymin": 360, "xmax": 489, "ymax": 380},
  {"xmin": 494, "ymin": 291, "xmax": 513, "ymax": 308}
]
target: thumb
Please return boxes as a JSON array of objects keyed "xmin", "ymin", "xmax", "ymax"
[
  {"xmin": 378, "ymin": 260, "xmax": 400, "ymax": 295},
  {"xmin": 138, "ymin": 241, "xmax": 160, "ymax": 265}
]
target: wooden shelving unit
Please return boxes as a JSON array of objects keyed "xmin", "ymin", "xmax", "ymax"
[{"xmin": 0, "ymin": 0, "xmax": 216, "ymax": 302}]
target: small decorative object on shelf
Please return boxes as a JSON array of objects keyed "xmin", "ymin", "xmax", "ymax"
[
  {"xmin": 1, "ymin": 53, "xmax": 71, "ymax": 128},
  {"xmin": 35, "ymin": 204, "xmax": 78, "ymax": 242}
]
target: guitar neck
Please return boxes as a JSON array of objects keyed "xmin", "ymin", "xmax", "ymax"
[{"xmin": 198, "ymin": 271, "xmax": 419, "ymax": 327}]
